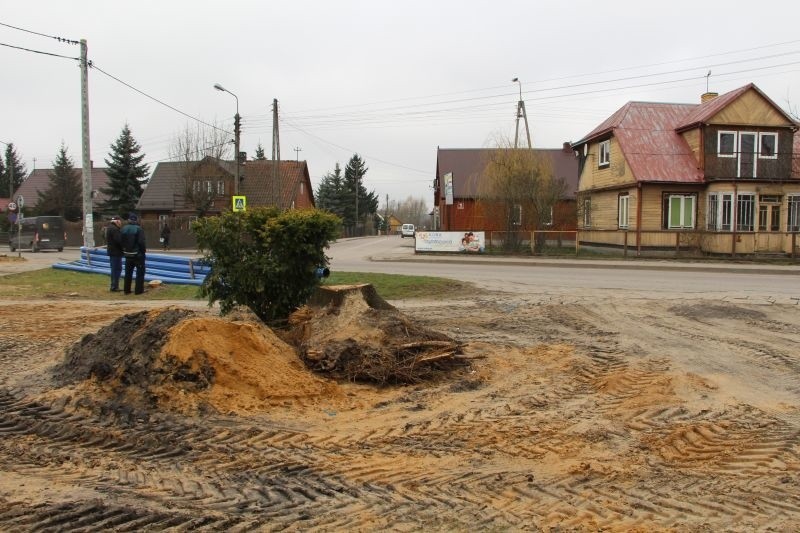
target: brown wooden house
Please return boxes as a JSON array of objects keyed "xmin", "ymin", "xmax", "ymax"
[
  {"xmin": 136, "ymin": 156, "xmax": 315, "ymax": 223},
  {"xmin": 572, "ymin": 83, "xmax": 800, "ymax": 255},
  {"xmin": 433, "ymin": 144, "xmax": 579, "ymax": 232}
]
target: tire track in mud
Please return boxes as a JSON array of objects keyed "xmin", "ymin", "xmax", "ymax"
[{"xmin": 2, "ymin": 298, "xmax": 800, "ymax": 530}]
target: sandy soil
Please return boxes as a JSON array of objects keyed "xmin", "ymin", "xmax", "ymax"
[{"xmin": 0, "ymin": 286, "xmax": 799, "ymax": 531}]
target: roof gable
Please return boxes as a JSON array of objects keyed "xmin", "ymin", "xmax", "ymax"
[{"xmin": 677, "ymin": 83, "xmax": 797, "ymax": 130}]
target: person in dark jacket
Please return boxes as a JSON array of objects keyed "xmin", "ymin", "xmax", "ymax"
[
  {"xmin": 160, "ymin": 223, "xmax": 171, "ymax": 251},
  {"xmin": 121, "ymin": 213, "xmax": 147, "ymax": 295},
  {"xmin": 105, "ymin": 216, "xmax": 123, "ymax": 292}
]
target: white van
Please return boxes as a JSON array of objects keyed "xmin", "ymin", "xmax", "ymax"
[{"xmin": 401, "ymin": 223, "xmax": 415, "ymax": 238}]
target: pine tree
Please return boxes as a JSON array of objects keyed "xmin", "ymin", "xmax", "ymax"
[
  {"xmin": 254, "ymin": 142, "xmax": 267, "ymax": 160},
  {"xmin": 316, "ymin": 163, "xmax": 348, "ymax": 215},
  {"xmin": 37, "ymin": 144, "xmax": 82, "ymax": 221},
  {"xmin": 100, "ymin": 124, "xmax": 149, "ymax": 217},
  {"xmin": 343, "ymin": 154, "xmax": 378, "ymax": 229},
  {"xmin": 2, "ymin": 143, "xmax": 27, "ymax": 198}
]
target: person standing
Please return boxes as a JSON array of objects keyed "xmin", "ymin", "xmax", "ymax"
[
  {"xmin": 160, "ymin": 222, "xmax": 171, "ymax": 251},
  {"xmin": 105, "ymin": 216, "xmax": 123, "ymax": 292},
  {"xmin": 121, "ymin": 213, "xmax": 147, "ymax": 295}
]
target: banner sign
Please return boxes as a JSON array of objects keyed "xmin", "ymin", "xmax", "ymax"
[
  {"xmin": 232, "ymin": 195, "xmax": 247, "ymax": 212},
  {"xmin": 444, "ymin": 172, "xmax": 453, "ymax": 205},
  {"xmin": 415, "ymin": 231, "xmax": 485, "ymax": 253}
]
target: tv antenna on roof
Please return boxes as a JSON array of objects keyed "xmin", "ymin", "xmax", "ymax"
[{"xmin": 705, "ymin": 70, "xmax": 712, "ymax": 93}]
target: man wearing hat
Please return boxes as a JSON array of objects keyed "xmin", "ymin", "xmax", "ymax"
[
  {"xmin": 105, "ymin": 216, "xmax": 124, "ymax": 292},
  {"xmin": 121, "ymin": 213, "xmax": 147, "ymax": 295}
]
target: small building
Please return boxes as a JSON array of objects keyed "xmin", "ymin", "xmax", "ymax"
[
  {"xmin": 433, "ymin": 144, "xmax": 579, "ymax": 232},
  {"xmin": 572, "ymin": 83, "xmax": 800, "ymax": 255}
]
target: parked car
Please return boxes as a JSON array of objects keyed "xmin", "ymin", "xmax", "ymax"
[
  {"xmin": 401, "ymin": 223, "xmax": 415, "ymax": 238},
  {"xmin": 9, "ymin": 216, "xmax": 66, "ymax": 252}
]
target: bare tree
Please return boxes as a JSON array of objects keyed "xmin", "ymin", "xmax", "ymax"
[
  {"xmin": 479, "ymin": 137, "xmax": 566, "ymax": 252},
  {"xmin": 387, "ymin": 196, "xmax": 430, "ymax": 228},
  {"xmin": 168, "ymin": 121, "xmax": 232, "ymax": 215}
]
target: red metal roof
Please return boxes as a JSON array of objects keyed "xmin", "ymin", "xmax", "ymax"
[{"xmin": 574, "ymin": 83, "xmax": 799, "ymax": 185}]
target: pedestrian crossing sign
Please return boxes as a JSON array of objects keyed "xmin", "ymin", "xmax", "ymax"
[{"xmin": 232, "ymin": 196, "xmax": 246, "ymax": 212}]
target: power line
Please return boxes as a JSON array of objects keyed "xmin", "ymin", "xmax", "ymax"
[
  {"xmin": 0, "ymin": 20, "xmax": 79, "ymax": 45},
  {"xmin": 89, "ymin": 62, "xmax": 231, "ymax": 135},
  {"xmin": 0, "ymin": 41, "xmax": 77, "ymax": 60},
  {"xmin": 281, "ymin": 117, "xmax": 430, "ymax": 175}
]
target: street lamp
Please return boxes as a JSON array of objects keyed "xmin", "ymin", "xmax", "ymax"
[
  {"xmin": 511, "ymin": 77, "xmax": 531, "ymax": 149},
  {"xmin": 214, "ymin": 83, "xmax": 240, "ymax": 196}
]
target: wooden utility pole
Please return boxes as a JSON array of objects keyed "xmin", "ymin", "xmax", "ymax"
[
  {"xmin": 80, "ymin": 39, "xmax": 94, "ymax": 248},
  {"xmin": 271, "ymin": 99, "xmax": 280, "ymax": 207}
]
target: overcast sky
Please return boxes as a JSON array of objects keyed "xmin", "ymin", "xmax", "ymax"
[{"xmin": 3, "ymin": 0, "xmax": 800, "ymax": 209}]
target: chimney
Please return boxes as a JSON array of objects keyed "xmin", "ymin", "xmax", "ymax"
[
  {"xmin": 701, "ymin": 92, "xmax": 718, "ymax": 104},
  {"xmin": 562, "ymin": 142, "xmax": 571, "ymax": 153}
]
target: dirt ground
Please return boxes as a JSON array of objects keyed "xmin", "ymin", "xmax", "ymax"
[{"xmin": 0, "ymin": 280, "xmax": 799, "ymax": 530}]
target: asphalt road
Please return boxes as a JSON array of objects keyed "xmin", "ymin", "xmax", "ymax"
[
  {"xmin": 328, "ymin": 235, "xmax": 800, "ymax": 304},
  {"xmin": 3, "ymin": 239, "xmax": 800, "ymax": 304}
]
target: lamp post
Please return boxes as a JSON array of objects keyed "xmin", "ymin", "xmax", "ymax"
[
  {"xmin": 511, "ymin": 77, "xmax": 532, "ymax": 149},
  {"xmin": 214, "ymin": 83, "xmax": 240, "ymax": 196}
]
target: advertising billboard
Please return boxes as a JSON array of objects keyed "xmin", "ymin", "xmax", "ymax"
[{"xmin": 415, "ymin": 231, "xmax": 485, "ymax": 253}]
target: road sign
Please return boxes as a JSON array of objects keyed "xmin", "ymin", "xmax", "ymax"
[
  {"xmin": 7, "ymin": 202, "xmax": 16, "ymax": 212},
  {"xmin": 232, "ymin": 195, "xmax": 246, "ymax": 212},
  {"xmin": 16, "ymin": 195, "xmax": 24, "ymax": 208}
]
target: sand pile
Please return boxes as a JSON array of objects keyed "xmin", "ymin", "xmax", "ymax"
[{"xmin": 57, "ymin": 308, "xmax": 338, "ymax": 415}]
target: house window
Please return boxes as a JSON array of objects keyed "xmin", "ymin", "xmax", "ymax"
[
  {"xmin": 759, "ymin": 133, "xmax": 778, "ymax": 159},
  {"xmin": 206, "ymin": 181, "xmax": 213, "ymax": 194},
  {"xmin": 718, "ymin": 131, "xmax": 736, "ymax": 157},
  {"xmin": 599, "ymin": 140, "xmax": 610, "ymax": 167},
  {"xmin": 788, "ymin": 195, "xmax": 800, "ymax": 232},
  {"xmin": 511, "ymin": 204, "xmax": 522, "ymax": 226},
  {"xmin": 193, "ymin": 180, "xmax": 201, "ymax": 193},
  {"xmin": 736, "ymin": 193, "xmax": 756, "ymax": 232},
  {"xmin": 667, "ymin": 194, "xmax": 695, "ymax": 229},
  {"xmin": 707, "ymin": 192, "xmax": 733, "ymax": 231},
  {"xmin": 217, "ymin": 180, "xmax": 225, "ymax": 195},
  {"xmin": 618, "ymin": 194, "xmax": 629, "ymax": 229},
  {"xmin": 583, "ymin": 198, "xmax": 592, "ymax": 228}
]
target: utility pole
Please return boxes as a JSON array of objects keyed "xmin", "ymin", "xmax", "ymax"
[
  {"xmin": 294, "ymin": 146, "xmax": 302, "ymax": 162},
  {"xmin": 234, "ymin": 111, "xmax": 240, "ymax": 196},
  {"xmin": 80, "ymin": 39, "xmax": 95, "ymax": 248},
  {"xmin": 512, "ymin": 77, "xmax": 532, "ymax": 149},
  {"xmin": 355, "ymin": 173, "xmax": 359, "ymax": 236},
  {"xmin": 271, "ymin": 98, "xmax": 280, "ymax": 207}
]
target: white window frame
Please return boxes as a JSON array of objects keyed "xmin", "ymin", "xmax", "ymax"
[
  {"xmin": 788, "ymin": 195, "xmax": 800, "ymax": 232},
  {"xmin": 192, "ymin": 180, "xmax": 201, "ymax": 193},
  {"xmin": 738, "ymin": 132, "xmax": 758, "ymax": 178},
  {"xmin": 758, "ymin": 132, "xmax": 778, "ymax": 159},
  {"xmin": 718, "ymin": 131, "xmax": 737, "ymax": 158},
  {"xmin": 217, "ymin": 180, "xmax": 225, "ymax": 195},
  {"xmin": 206, "ymin": 180, "xmax": 213, "ymax": 194},
  {"xmin": 736, "ymin": 192, "xmax": 756, "ymax": 232},
  {"xmin": 599, "ymin": 140, "xmax": 610, "ymax": 167},
  {"xmin": 667, "ymin": 194, "xmax": 695, "ymax": 229},
  {"xmin": 618, "ymin": 194, "xmax": 629, "ymax": 229},
  {"xmin": 511, "ymin": 204, "xmax": 522, "ymax": 226},
  {"xmin": 707, "ymin": 192, "xmax": 733, "ymax": 231}
]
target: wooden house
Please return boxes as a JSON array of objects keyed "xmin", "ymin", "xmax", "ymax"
[
  {"xmin": 136, "ymin": 157, "xmax": 315, "ymax": 224},
  {"xmin": 433, "ymin": 144, "xmax": 579, "ymax": 232},
  {"xmin": 572, "ymin": 83, "xmax": 800, "ymax": 255}
]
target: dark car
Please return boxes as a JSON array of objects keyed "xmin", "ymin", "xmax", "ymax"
[{"xmin": 9, "ymin": 216, "xmax": 66, "ymax": 252}]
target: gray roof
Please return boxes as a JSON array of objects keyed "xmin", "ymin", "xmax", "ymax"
[{"xmin": 13, "ymin": 167, "xmax": 111, "ymax": 210}]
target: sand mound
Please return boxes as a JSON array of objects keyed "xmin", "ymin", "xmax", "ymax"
[{"xmin": 57, "ymin": 308, "xmax": 338, "ymax": 415}]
